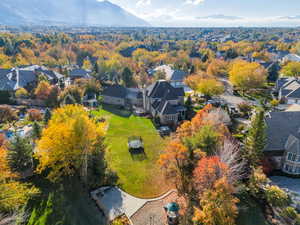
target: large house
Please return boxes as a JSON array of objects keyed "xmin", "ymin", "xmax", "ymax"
[
  {"xmin": 65, "ymin": 69, "xmax": 91, "ymax": 85},
  {"xmin": 143, "ymin": 80, "xmax": 186, "ymax": 125},
  {"xmin": 0, "ymin": 68, "xmax": 37, "ymax": 91},
  {"xmin": 101, "ymin": 80, "xmax": 186, "ymax": 125},
  {"xmin": 101, "ymin": 85, "xmax": 143, "ymax": 108},
  {"xmin": 276, "ymin": 77, "xmax": 300, "ymax": 104},
  {"xmin": 0, "ymin": 66, "xmax": 64, "ymax": 92},
  {"xmin": 22, "ymin": 65, "xmax": 64, "ymax": 85},
  {"xmin": 265, "ymin": 111, "xmax": 300, "ymax": 175},
  {"xmin": 149, "ymin": 65, "xmax": 191, "ymax": 92}
]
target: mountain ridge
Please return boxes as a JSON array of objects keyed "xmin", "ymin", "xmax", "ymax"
[{"xmin": 0, "ymin": 0, "xmax": 150, "ymax": 27}]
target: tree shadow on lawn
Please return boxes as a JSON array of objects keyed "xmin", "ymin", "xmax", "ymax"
[
  {"xmin": 26, "ymin": 176, "xmax": 106, "ymax": 225},
  {"xmin": 129, "ymin": 148, "xmax": 147, "ymax": 161},
  {"xmin": 102, "ymin": 104, "xmax": 132, "ymax": 118}
]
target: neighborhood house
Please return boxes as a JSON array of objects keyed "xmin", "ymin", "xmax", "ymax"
[{"xmin": 265, "ymin": 111, "xmax": 300, "ymax": 175}]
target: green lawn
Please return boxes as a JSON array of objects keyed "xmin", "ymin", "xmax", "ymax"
[{"xmin": 91, "ymin": 105, "xmax": 170, "ymax": 198}]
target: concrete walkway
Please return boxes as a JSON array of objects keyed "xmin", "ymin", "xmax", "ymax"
[{"xmin": 91, "ymin": 186, "xmax": 176, "ymax": 223}]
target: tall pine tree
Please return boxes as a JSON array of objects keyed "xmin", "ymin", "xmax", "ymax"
[
  {"xmin": 244, "ymin": 108, "xmax": 266, "ymax": 169},
  {"xmin": 7, "ymin": 135, "xmax": 33, "ymax": 173}
]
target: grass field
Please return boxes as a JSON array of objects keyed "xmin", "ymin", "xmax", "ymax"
[{"xmin": 91, "ymin": 105, "xmax": 170, "ymax": 198}]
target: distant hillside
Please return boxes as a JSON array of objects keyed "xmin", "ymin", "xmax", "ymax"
[{"xmin": 0, "ymin": 0, "xmax": 150, "ymax": 27}]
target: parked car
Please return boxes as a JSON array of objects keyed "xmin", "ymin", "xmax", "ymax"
[{"xmin": 159, "ymin": 126, "xmax": 171, "ymax": 136}]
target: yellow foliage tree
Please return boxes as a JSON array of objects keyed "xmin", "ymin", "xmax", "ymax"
[
  {"xmin": 207, "ymin": 59, "xmax": 228, "ymax": 77},
  {"xmin": 82, "ymin": 58, "xmax": 93, "ymax": 70},
  {"xmin": 229, "ymin": 60, "xmax": 267, "ymax": 90},
  {"xmin": 0, "ymin": 147, "xmax": 39, "ymax": 212},
  {"xmin": 281, "ymin": 61, "xmax": 300, "ymax": 78},
  {"xmin": 35, "ymin": 105, "xmax": 105, "ymax": 182}
]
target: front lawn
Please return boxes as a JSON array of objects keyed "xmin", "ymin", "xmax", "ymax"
[{"xmin": 91, "ymin": 105, "xmax": 170, "ymax": 198}]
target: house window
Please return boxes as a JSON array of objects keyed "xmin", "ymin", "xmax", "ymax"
[
  {"xmin": 284, "ymin": 164, "xmax": 294, "ymax": 173},
  {"xmin": 284, "ymin": 164, "xmax": 289, "ymax": 172},
  {"xmin": 287, "ymin": 152, "xmax": 293, "ymax": 161},
  {"xmin": 287, "ymin": 152, "xmax": 297, "ymax": 162},
  {"xmin": 297, "ymin": 156, "xmax": 300, "ymax": 162}
]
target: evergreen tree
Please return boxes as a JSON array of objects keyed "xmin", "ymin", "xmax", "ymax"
[
  {"xmin": 244, "ymin": 108, "xmax": 266, "ymax": 169},
  {"xmin": 121, "ymin": 67, "xmax": 134, "ymax": 87},
  {"xmin": 32, "ymin": 122, "xmax": 42, "ymax": 140},
  {"xmin": 44, "ymin": 108, "xmax": 52, "ymax": 124},
  {"xmin": 185, "ymin": 95, "xmax": 193, "ymax": 117},
  {"xmin": 93, "ymin": 61, "xmax": 99, "ymax": 75},
  {"xmin": 7, "ymin": 135, "xmax": 33, "ymax": 173}
]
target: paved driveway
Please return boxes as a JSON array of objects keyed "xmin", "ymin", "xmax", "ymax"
[{"xmin": 270, "ymin": 176, "xmax": 300, "ymax": 195}]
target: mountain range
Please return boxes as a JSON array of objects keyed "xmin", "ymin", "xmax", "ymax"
[{"xmin": 0, "ymin": 0, "xmax": 150, "ymax": 27}]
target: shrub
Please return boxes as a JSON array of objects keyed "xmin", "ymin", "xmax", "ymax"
[
  {"xmin": 0, "ymin": 105, "xmax": 17, "ymax": 123},
  {"xmin": 265, "ymin": 185, "xmax": 290, "ymax": 207},
  {"xmin": 280, "ymin": 207, "xmax": 298, "ymax": 220},
  {"xmin": 27, "ymin": 109, "xmax": 42, "ymax": 121},
  {"xmin": 248, "ymin": 168, "xmax": 268, "ymax": 195},
  {"xmin": 270, "ymin": 99, "xmax": 280, "ymax": 108},
  {"xmin": 15, "ymin": 88, "xmax": 29, "ymax": 99},
  {"xmin": 238, "ymin": 102, "xmax": 252, "ymax": 117}
]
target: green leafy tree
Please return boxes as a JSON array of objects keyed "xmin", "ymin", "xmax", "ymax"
[{"xmin": 186, "ymin": 125, "xmax": 219, "ymax": 156}]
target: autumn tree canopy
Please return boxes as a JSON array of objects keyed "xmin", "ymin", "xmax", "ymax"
[
  {"xmin": 281, "ymin": 61, "xmax": 300, "ymax": 78},
  {"xmin": 35, "ymin": 105, "xmax": 106, "ymax": 183},
  {"xmin": 229, "ymin": 60, "xmax": 267, "ymax": 90}
]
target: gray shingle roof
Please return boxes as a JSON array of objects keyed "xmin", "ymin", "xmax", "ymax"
[
  {"xmin": 280, "ymin": 79, "xmax": 300, "ymax": 98},
  {"xmin": 69, "ymin": 69, "xmax": 91, "ymax": 78},
  {"xmin": 0, "ymin": 69, "xmax": 37, "ymax": 91},
  {"xmin": 170, "ymin": 70, "xmax": 188, "ymax": 81},
  {"xmin": 157, "ymin": 100, "xmax": 177, "ymax": 115},
  {"xmin": 102, "ymin": 85, "xmax": 127, "ymax": 99},
  {"xmin": 146, "ymin": 80, "xmax": 184, "ymax": 99},
  {"xmin": 265, "ymin": 111, "xmax": 300, "ymax": 152}
]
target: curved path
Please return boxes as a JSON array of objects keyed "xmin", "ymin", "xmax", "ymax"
[{"xmin": 91, "ymin": 187, "xmax": 180, "ymax": 224}]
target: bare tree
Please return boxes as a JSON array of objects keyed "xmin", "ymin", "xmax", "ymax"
[
  {"xmin": 0, "ymin": 210, "xmax": 28, "ymax": 225},
  {"xmin": 216, "ymin": 138, "xmax": 246, "ymax": 185},
  {"xmin": 205, "ymin": 108, "xmax": 231, "ymax": 126}
]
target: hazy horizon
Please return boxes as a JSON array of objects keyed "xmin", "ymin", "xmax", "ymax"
[{"xmin": 102, "ymin": 0, "xmax": 300, "ymax": 27}]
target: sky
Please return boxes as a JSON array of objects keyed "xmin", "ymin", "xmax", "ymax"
[{"xmin": 102, "ymin": 0, "xmax": 300, "ymax": 27}]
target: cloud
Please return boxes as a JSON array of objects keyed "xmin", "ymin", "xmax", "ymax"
[
  {"xmin": 197, "ymin": 14, "xmax": 243, "ymax": 20},
  {"xmin": 185, "ymin": 0, "xmax": 205, "ymax": 5},
  {"xmin": 136, "ymin": 0, "xmax": 151, "ymax": 7},
  {"xmin": 279, "ymin": 15, "xmax": 300, "ymax": 20}
]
